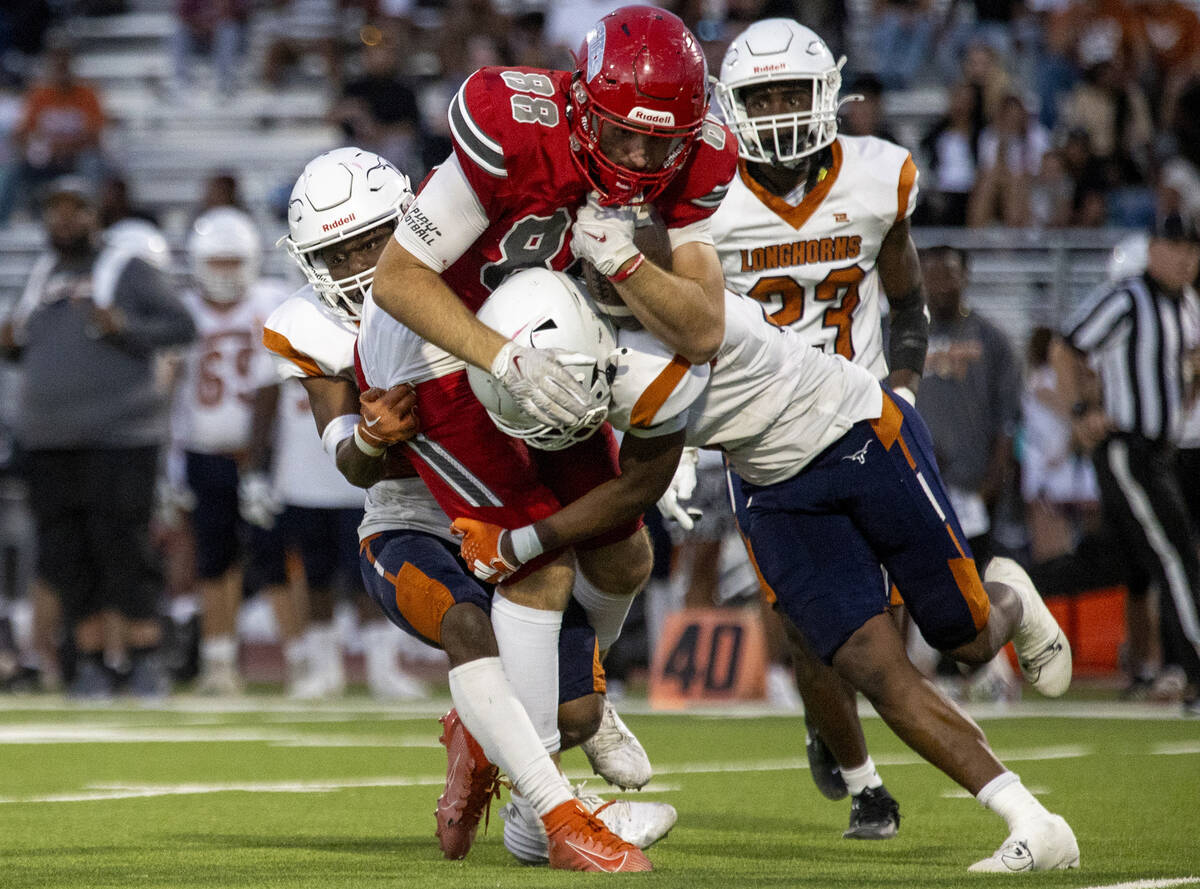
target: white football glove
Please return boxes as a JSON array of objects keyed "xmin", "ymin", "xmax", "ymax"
[
  {"xmin": 490, "ymin": 340, "xmax": 596, "ymax": 428},
  {"xmin": 657, "ymin": 447, "xmax": 702, "ymax": 531},
  {"xmin": 571, "ymin": 192, "xmax": 641, "ymax": 277},
  {"xmin": 238, "ymin": 471, "xmax": 282, "ymax": 530}
]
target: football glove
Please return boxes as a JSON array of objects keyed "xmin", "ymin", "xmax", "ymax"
[
  {"xmin": 238, "ymin": 471, "xmax": 282, "ymax": 530},
  {"xmin": 657, "ymin": 447, "xmax": 703, "ymax": 531},
  {"xmin": 490, "ymin": 341, "xmax": 596, "ymax": 428},
  {"xmin": 571, "ymin": 192, "xmax": 642, "ymax": 278},
  {"xmin": 451, "ymin": 517, "xmax": 521, "ymax": 584},
  {"xmin": 358, "ymin": 384, "xmax": 420, "ymax": 450}
]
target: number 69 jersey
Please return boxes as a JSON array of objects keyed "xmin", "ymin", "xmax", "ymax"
[
  {"xmin": 608, "ymin": 290, "xmax": 882, "ymax": 486},
  {"xmin": 394, "ymin": 66, "xmax": 737, "ymax": 312},
  {"xmin": 709, "ymin": 135, "xmax": 918, "ymax": 380}
]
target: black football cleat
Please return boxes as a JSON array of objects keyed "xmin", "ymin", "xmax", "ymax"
[
  {"xmin": 804, "ymin": 713, "xmax": 848, "ymax": 801},
  {"xmin": 843, "ymin": 785, "xmax": 900, "ymax": 840}
]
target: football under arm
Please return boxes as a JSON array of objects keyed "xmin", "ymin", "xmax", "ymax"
[{"xmin": 525, "ymin": 429, "xmax": 687, "ymax": 556}]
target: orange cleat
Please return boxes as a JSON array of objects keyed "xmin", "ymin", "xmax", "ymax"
[
  {"xmin": 543, "ymin": 798, "xmax": 653, "ymax": 872},
  {"xmin": 435, "ymin": 709, "xmax": 501, "ymax": 860}
]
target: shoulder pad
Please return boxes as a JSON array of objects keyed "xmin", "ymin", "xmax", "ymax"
[
  {"xmin": 606, "ymin": 327, "xmax": 709, "ymax": 436},
  {"xmin": 262, "ymin": 291, "xmax": 356, "ymax": 380}
]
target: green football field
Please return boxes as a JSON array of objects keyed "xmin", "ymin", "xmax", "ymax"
[{"xmin": 1, "ymin": 694, "xmax": 1197, "ymax": 889}]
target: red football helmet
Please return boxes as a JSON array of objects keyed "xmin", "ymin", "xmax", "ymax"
[{"xmin": 569, "ymin": 6, "xmax": 709, "ymax": 206}]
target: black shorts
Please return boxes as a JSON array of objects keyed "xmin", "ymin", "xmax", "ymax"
[{"xmin": 25, "ymin": 446, "xmax": 161, "ymax": 621}]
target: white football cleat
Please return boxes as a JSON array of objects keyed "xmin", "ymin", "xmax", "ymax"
[
  {"xmin": 580, "ymin": 697, "xmax": 652, "ymax": 789},
  {"xmin": 193, "ymin": 660, "xmax": 244, "ymax": 696},
  {"xmin": 984, "ymin": 557, "xmax": 1072, "ymax": 697},
  {"xmin": 968, "ymin": 814, "xmax": 1080, "ymax": 873},
  {"xmin": 501, "ymin": 784, "xmax": 677, "ymax": 864}
]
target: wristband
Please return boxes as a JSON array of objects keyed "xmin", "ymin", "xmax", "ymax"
[
  {"xmin": 607, "ymin": 253, "xmax": 645, "ymax": 283},
  {"xmin": 508, "ymin": 524, "xmax": 545, "ymax": 564},
  {"xmin": 353, "ymin": 424, "xmax": 386, "ymax": 457},
  {"xmin": 322, "ymin": 414, "xmax": 361, "ymax": 460}
]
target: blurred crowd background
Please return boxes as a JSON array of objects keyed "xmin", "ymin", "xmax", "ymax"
[{"xmin": 0, "ymin": 0, "xmax": 1198, "ymax": 705}]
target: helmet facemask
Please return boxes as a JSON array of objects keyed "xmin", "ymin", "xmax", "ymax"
[
  {"xmin": 716, "ymin": 62, "xmax": 846, "ymax": 167},
  {"xmin": 285, "ymin": 219, "xmax": 398, "ymax": 321},
  {"xmin": 570, "ymin": 78, "xmax": 700, "ymax": 206}
]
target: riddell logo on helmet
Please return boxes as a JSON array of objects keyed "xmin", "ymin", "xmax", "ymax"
[
  {"xmin": 628, "ymin": 107, "xmax": 675, "ymax": 126},
  {"xmin": 753, "ymin": 62, "xmax": 788, "ymax": 74},
  {"xmin": 321, "ymin": 213, "xmax": 356, "ymax": 232}
]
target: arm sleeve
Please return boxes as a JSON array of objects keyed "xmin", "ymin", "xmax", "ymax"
[
  {"xmin": 392, "ymin": 153, "xmax": 490, "ymax": 272},
  {"xmin": 1064, "ymin": 286, "xmax": 1131, "ymax": 353}
]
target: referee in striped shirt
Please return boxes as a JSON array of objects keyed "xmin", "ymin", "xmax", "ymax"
[{"xmin": 1056, "ymin": 213, "xmax": 1200, "ymax": 715}]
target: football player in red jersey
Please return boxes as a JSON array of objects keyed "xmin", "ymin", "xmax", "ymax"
[{"xmin": 366, "ymin": 7, "xmax": 734, "ymax": 864}]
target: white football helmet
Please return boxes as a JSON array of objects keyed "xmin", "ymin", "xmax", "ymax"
[
  {"xmin": 714, "ymin": 19, "xmax": 848, "ymax": 166},
  {"xmin": 281, "ymin": 147, "xmax": 413, "ymax": 320},
  {"xmin": 188, "ymin": 207, "xmax": 261, "ymax": 304},
  {"xmin": 467, "ymin": 269, "xmax": 616, "ymax": 451}
]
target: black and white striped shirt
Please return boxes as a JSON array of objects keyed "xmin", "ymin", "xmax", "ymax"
[{"xmin": 1065, "ymin": 273, "xmax": 1200, "ymax": 444}]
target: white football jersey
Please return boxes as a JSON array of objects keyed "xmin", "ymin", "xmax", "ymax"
[
  {"xmin": 262, "ymin": 284, "xmax": 358, "ymax": 382},
  {"xmin": 710, "ymin": 135, "xmax": 918, "ymax": 380},
  {"xmin": 355, "ymin": 292, "xmax": 465, "ymax": 387},
  {"xmin": 173, "ymin": 279, "xmax": 290, "ymax": 454},
  {"xmin": 608, "ymin": 291, "xmax": 883, "ymax": 486},
  {"xmin": 263, "ymin": 285, "xmax": 454, "ymax": 543}
]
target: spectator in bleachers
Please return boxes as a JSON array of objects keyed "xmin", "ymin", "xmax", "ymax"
[
  {"xmin": 960, "ymin": 39, "xmax": 1014, "ymax": 126},
  {"xmin": 1029, "ymin": 148, "xmax": 1077, "ymax": 228},
  {"xmin": 330, "ymin": 29, "xmax": 425, "ymax": 181},
  {"xmin": 197, "ymin": 171, "xmax": 246, "ymax": 217},
  {"xmin": 97, "ymin": 174, "xmax": 158, "ymax": 229},
  {"xmin": 0, "ymin": 71, "xmax": 26, "ymax": 226},
  {"xmin": 6, "ymin": 45, "xmax": 106, "ymax": 224},
  {"xmin": 0, "ymin": 1, "xmax": 57, "ymax": 84},
  {"xmin": 260, "ymin": 0, "xmax": 347, "ymax": 91},
  {"xmin": 1129, "ymin": 0, "xmax": 1200, "ymax": 123},
  {"xmin": 1159, "ymin": 78, "xmax": 1200, "ymax": 227},
  {"xmin": 170, "ymin": 0, "xmax": 250, "ymax": 99},
  {"xmin": 869, "ymin": 0, "xmax": 937, "ymax": 88},
  {"xmin": 839, "ymin": 73, "xmax": 900, "ymax": 143},
  {"xmin": 968, "ymin": 91, "xmax": 1051, "ymax": 226},
  {"xmin": 0, "ymin": 177, "xmax": 196, "ymax": 698},
  {"xmin": 918, "ymin": 82, "xmax": 981, "ymax": 226}
]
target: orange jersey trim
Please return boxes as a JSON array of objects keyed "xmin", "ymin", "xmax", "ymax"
[
  {"xmin": 630, "ymin": 354, "xmax": 691, "ymax": 428},
  {"xmin": 262, "ymin": 328, "xmax": 323, "ymax": 378},
  {"xmin": 896, "ymin": 154, "xmax": 917, "ymax": 223},
  {"xmin": 736, "ymin": 140, "xmax": 844, "ymax": 231}
]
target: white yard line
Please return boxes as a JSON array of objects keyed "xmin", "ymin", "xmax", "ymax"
[
  {"xmin": 0, "ymin": 724, "xmax": 440, "ymax": 747},
  {"xmin": 1075, "ymin": 879, "xmax": 1200, "ymax": 889},
  {"xmin": 1150, "ymin": 742, "xmax": 1200, "ymax": 756}
]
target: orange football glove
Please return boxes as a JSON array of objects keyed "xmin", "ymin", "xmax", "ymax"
[
  {"xmin": 451, "ymin": 518, "xmax": 521, "ymax": 583},
  {"xmin": 358, "ymin": 384, "xmax": 420, "ymax": 449}
]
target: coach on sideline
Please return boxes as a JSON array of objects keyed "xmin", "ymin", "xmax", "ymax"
[
  {"xmin": 0, "ymin": 177, "xmax": 195, "ymax": 699},
  {"xmin": 1054, "ymin": 212, "xmax": 1200, "ymax": 717}
]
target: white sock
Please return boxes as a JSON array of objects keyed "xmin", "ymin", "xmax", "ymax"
[
  {"xmin": 201, "ymin": 635, "xmax": 236, "ymax": 667},
  {"xmin": 448, "ymin": 657, "xmax": 572, "ymax": 816},
  {"xmin": 571, "ymin": 575, "xmax": 635, "ymax": 652},
  {"xmin": 491, "ymin": 593, "xmax": 562, "ymax": 753},
  {"xmin": 361, "ymin": 620, "xmax": 401, "ymax": 677},
  {"xmin": 283, "ymin": 637, "xmax": 306, "ymax": 669},
  {"xmin": 841, "ymin": 757, "xmax": 883, "ymax": 796},
  {"xmin": 976, "ymin": 771, "xmax": 1047, "ymax": 830}
]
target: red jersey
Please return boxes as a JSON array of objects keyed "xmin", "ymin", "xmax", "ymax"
[{"xmin": 428, "ymin": 66, "xmax": 737, "ymax": 311}]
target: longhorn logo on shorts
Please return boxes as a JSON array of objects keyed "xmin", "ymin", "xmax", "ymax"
[{"xmin": 842, "ymin": 441, "xmax": 871, "ymax": 465}]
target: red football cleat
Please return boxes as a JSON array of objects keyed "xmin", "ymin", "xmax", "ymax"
[
  {"xmin": 543, "ymin": 798, "xmax": 653, "ymax": 872},
  {"xmin": 435, "ymin": 709, "xmax": 501, "ymax": 860}
]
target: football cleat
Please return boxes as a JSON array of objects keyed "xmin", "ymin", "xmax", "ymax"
[
  {"xmin": 968, "ymin": 814, "xmax": 1080, "ymax": 873},
  {"xmin": 580, "ymin": 697, "xmax": 653, "ymax": 790},
  {"xmin": 542, "ymin": 798, "xmax": 653, "ymax": 872},
  {"xmin": 193, "ymin": 661, "xmax": 244, "ymax": 696},
  {"xmin": 501, "ymin": 784, "xmax": 676, "ymax": 864},
  {"xmin": 984, "ymin": 557, "xmax": 1072, "ymax": 697},
  {"xmin": 435, "ymin": 709, "xmax": 501, "ymax": 860},
  {"xmin": 804, "ymin": 713, "xmax": 848, "ymax": 801},
  {"xmin": 843, "ymin": 785, "xmax": 900, "ymax": 840}
]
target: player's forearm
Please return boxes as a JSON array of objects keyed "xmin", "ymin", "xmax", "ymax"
[
  {"xmin": 335, "ymin": 437, "xmax": 388, "ymax": 488},
  {"xmin": 373, "ymin": 241, "xmax": 507, "ymax": 370},
  {"xmin": 610, "ymin": 261, "xmax": 723, "ymax": 363}
]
